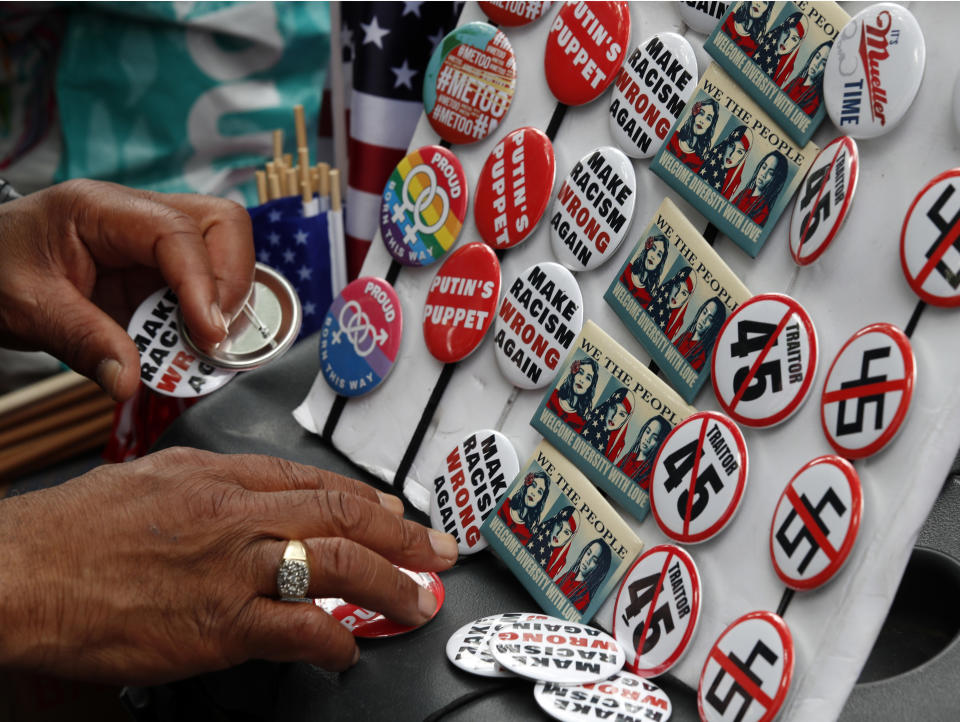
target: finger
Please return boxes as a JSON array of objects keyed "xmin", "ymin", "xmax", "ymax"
[
  {"xmin": 251, "ymin": 489, "xmax": 457, "ymax": 570},
  {"xmin": 232, "ymin": 597, "xmax": 359, "ymax": 671},
  {"xmin": 258, "ymin": 538, "xmax": 438, "ymax": 628},
  {"xmin": 62, "ymin": 180, "xmax": 230, "ymax": 348},
  {"xmin": 221, "ymin": 454, "xmax": 403, "ymax": 514},
  {"xmin": 150, "ymin": 193, "xmax": 255, "ymax": 321},
  {"xmin": 33, "ymin": 278, "xmax": 142, "ymax": 400}
]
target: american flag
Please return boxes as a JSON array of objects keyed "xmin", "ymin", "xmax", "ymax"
[
  {"xmin": 250, "ymin": 196, "xmax": 333, "ymax": 339},
  {"xmin": 337, "ymin": 2, "xmax": 462, "ymax": 279}
]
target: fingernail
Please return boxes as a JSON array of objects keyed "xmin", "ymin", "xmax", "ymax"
[
  {"xmin": 429, "ymin": 530, "xmax": 458, "ymax": 563},
  {"xmin": 378, "ymin": 492, "xmax": 404, "ymax": 515},
  {"xmin": 96, "ymin": 358, "xmax": 122, "ymax": 398},
  {"xmin": 418, "ymin": 586, "xmax": 437, "ymax": 621},
  {"xmin": 351, "ymin": 646, "xmax": 360, "ymax": 665},
  {"xmin": 210, "ymin": 302, "xmax": 229, "ymax": 341}
]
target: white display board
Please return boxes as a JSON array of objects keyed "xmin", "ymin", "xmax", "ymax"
[{"xmin": 296, "ymin": 3, "xmax": 960, "ymax": 719}]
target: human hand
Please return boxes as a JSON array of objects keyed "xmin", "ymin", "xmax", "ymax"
[
  {"xmin": 0, "ymin": 448, "xmax": 457, "ymax": 684},
  {"xmin": 0, "ymin": 180, "xmax": 256, "ymax": 401}
]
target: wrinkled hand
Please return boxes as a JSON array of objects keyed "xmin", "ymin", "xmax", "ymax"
[
  {"xmin": 0, "ymin": 448, "xmax": 457, "ymax": 684},
  {"xmin": 0, "ymin": 179, "xmax": 255, "ymax": 401}
]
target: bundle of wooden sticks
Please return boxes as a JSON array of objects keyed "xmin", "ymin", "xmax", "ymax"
[{"xmin": 255, "ymin": 104, "xmax": 342, "ymax": 211}]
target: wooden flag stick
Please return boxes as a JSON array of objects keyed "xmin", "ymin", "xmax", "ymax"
[
  {"xmin": 272, "ymin": 129, "xmax": 284, "ymax": 165},
  {"xmin": 293, "ymin": 104, "xmax": 308, "ymax": 151},
  {"xmin": 268, "ymin": 171, "xmax": 282, "ymax": 201},
  {"xmin": 298, "ymin": 148, "xmax": 312, "ymax": 196},
  {"xmin": 255, "ymin": 170, "xmax": 268, "ymax": 204},
  {"xmin": 330, "ymin": 169, "xmax": 342, "ymax": 211},
  {"xmin": 285, "ymin": 167, "xmax": 298, "ymax": 199},
  {"xmin": 317, "ymin": 162, "xmax": 331, "ymax": 201}
]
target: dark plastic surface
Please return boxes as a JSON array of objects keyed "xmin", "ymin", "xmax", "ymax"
[{"xmin": 11, "ymin": 338, "xmax": 960, "ymax": 720}]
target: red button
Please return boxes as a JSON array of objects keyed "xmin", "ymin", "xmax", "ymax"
[
  {"xmin": 423, "ymin": 243, "xmax": 501, "ymax": 362},
  {"xmin": 544, "ymin": 1, "xmax": 631, "ymax": 106},
  {"xmin": 315, "ymin": 570, "xmax": 445, "ymax": 638},
  {"xmin": 479, "ymin": 0, "xmax": 550, "ymax": 26},
  {"xmin": 424, "ymin": 22, "xmax": 517, "ymax": 145},
  {"xmin": 475, "ymin": 127, "xmax": 556, "ymax": 250}
]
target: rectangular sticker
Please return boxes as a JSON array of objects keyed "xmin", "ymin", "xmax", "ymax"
[
  {"xmin": 604, "ymin": 198, "xmax": 752, "ymax": 403},
  {"xmin": 480, "ymin": 441, "xmax": 644, "ymax": 623},
  {"xmin": 530, "ymin": 320, "xmax": 696, "ymax": 520},
  {"xmin": 650, "ymin": 63, "xmax": 817, "ymax": 257},
  {"xmin": 705, "ymin": 1, "xmax": 849, "ymax": 145}
]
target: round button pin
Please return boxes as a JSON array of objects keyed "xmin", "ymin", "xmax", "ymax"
[
  {"xmin": 544, "ymin": 1, "xmax": 631, "ymax": 106},
  {"xmin": 820, "ymin": 323, "xmax": 915, "ymax": 459},
  {"xmin": 711, "ymin": 293, "xmax": 819, "ymax": 428},
  {"xmin": 649, "ymin": 411, "xmax": 748, "ymax": 544},
  {"xmin": 698, "ymin": 611, "xmax": 794, "ymax": 722},
  {"xmin": 770, "ymin": 456, "xmax": 863, "ymax": 591},
  {"xmin": 319, "ymin": 277, "xmax": 403, "ymax": 397},
  {"xmin": 493, "ymin": 262, "xmax": 584, "ymax": 389},
  {"xmin": 550, "ymin": 146, "xmax": 636, "ymax": 272},
  {"xmin": 534, "ymin": 672, "xmax": 672, "ymax": 722},
  {"xmin": 490, "ymin": 617, "xmax": 625, "ymax": 684},
  {"xmin": 423, "ymin": 243, "xmax": 501, "ymax": 363},
  {"xmin": 789, "ymin": 136, "xmax": 859, "ymax": 266},
  {"xmin": 474, "ymin": 126, "xmax": 556, "ymax": 251},
  {"xmin": 678, "ymin": 2, "xmax": 727, "ymax": 34},
  {"xmin": 479, "ymin": 1, "xmax": 550, "ymax": 27},
  {"xmin": 609, "ymin": 33, "xmax": 698, "ymax": 159},
  {"xmin": 613, "ymin": 544, "xmax": 701, "ymax": 677},
  {"xmin": 823, "ymin": 3, "xmax": 926, "ymax": 139},
  {"xmin": 900, "ymin": 168, "xmax": 960, "ymax": 307},
  {"xmin": 380, "ymin": 145, "xmax": 468, "ymax": 267},
  {"xmin": 128, "ymin": 287, "xmax": 235, "ymax": 398},
  {"xmin": 446, "ymin": 612, "xmax": 552, "ymax": 677},
  {"xmin": 315, "ymin": 569, "xmax": 445, "ymax": 638},
  {"xmin": 430, "ymin": 429, "xmax": 520, "ymax": 555},
  {"xmin": 423, "ymin": 21, "xmax": 517, "ymax": 145},
  {"xmin": 179, "ymin": 263, "xmax": 301, "ymax": 372}
]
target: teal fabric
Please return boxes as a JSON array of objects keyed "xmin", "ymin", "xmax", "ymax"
[{"xmin": 55, "ymin": 1, "xmax": 329, "ymax": 204}]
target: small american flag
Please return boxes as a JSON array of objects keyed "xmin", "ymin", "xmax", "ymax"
[{"xmin": 338, "ymin": 2, "xmax": 462, "ymax": 279}]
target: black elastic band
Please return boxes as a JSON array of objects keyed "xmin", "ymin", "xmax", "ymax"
[
  {"xmin": 439, "ymin": 139, "xmax": 452, "ymax": 149},
  {"xmin": 385, "ymin": 259, "xmax": 402, "ymax": 286},
  {"xmin": 321, "ymin": 396, "xmax": 347, "ymax": 445},
  {"xmin": 703, "ymin": 223, "xmax": 718, "ymax": 246},
  {"xmin": 904, "ymin": 299, "xmax": 926, "ymax": 338},
  {"xmin": 648, "ymin": 360, "xmax": 661, "ymax": 375},
  {"xmin": 393, "ymin": 362, "xmax": 459, "ymax": 492},
  {"xmin": 545, "ymin": 102, "xmax": 568, "ymax": 142},
  {"xmin": 776, "ymin": 588, "xmax": 795, "ymax": 617}
]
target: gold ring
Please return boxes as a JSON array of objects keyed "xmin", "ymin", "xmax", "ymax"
[{"xmin": 276, "ymin": 540, "xmax": 310, "ymax": 599}]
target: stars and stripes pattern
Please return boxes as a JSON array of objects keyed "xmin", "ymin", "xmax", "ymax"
[
  {"xmin": 337, "ymin": 2, "xmax": 462, "ymax": 279},
  {"xmin": 250, "ymin": 196, "xmax": 333, "ymax": 338}
]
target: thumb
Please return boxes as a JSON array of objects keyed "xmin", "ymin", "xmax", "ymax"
[{"xmin": 40, "ymin": 280, "xmax": 142, "ymax": 401}]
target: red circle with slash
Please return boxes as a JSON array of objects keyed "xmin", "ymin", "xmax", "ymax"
[
  {"xmin": 474, "ymin": 126, "xmax": 556, "ymax": 250},
  {"xmin": 698, "ymin": 611, "xmax": 794, "ymax": 722},
  {"xmin": 788, "ymin": 136, "xmax": 859, "ymax": 266},
  {"xmin": 544, "ymin": 1, "xmax": 631, "ymax": 106},
  {"xmin": 612, "ymin": 544, "xmax": 702, "ymax": 677},
  {"xmin": 315, "ymin": 570, "xmax": 445, "ymax": 638},
  {"xmin": 820, "ymin": 323, "xmax": 916, "ymax": 459},
  {"xmin": 649, "ymin": 411, "xmax": 748, "ymax": 544},
  {"xmin": 479, "ymin": 0, "xmax": 550, "ymax": 26},
  {"xmin": 900, "ymin": 168, "xmax": 960, "ymax": 306},
  {"xmin": 711, "ymin": 293, "xmax": 819, "ymax": 428},
  {"xmin": 769, "ymin": 456, "xmax": 863, "ymax": 591}
]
